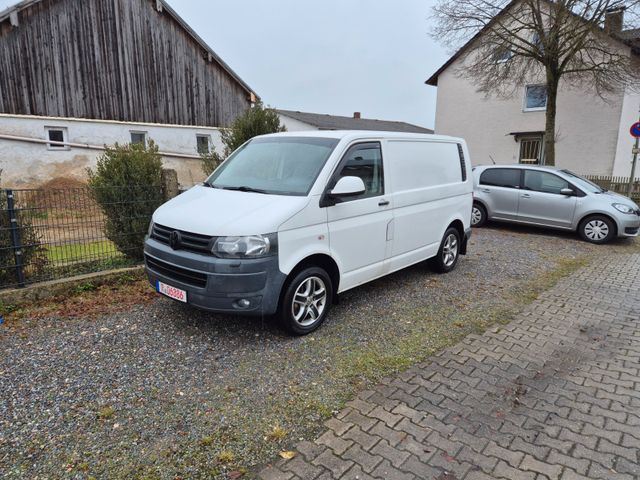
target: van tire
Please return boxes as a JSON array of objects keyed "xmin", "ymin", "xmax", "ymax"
[
  {"xmin": 279, "ymin": 267, "xmax": 333, "ymax": 335},
  {"xmin": 471, "ymin": 203, "xmax": 487, "ymax": 227},
  {"xmin": 578, "ymin": 215, "xmax": 615, "ymax": 244},
  {"xmin": 430, "ymin": 228, "xmax": 461, "ymax": 273}
]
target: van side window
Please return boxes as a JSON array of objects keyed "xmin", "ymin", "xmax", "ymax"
[
  {"xmin": 337, "ymin": 143, "xmax": 384, "ymax": 200},
  {"xmin": 479, "ymin": 168, "xmax": 520, "ymax": 188},
  {"xmin": 523, "ymin": 170, "xmax": 569, "ymax": 194}
]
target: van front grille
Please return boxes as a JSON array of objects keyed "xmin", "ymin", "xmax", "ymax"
[
  {"xmin": 145, "ymin": 255, "xmax": 208, "ymax": 288},
  {"xmin": 151, "ymin": 223, "xmax": 213, "ymax": 255}
]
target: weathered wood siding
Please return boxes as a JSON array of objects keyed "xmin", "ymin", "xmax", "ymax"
[{"xmin": 0, "ymin": 0, "xmax": 252, "ymax": 126}]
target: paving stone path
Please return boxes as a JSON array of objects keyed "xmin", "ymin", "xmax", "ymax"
[{"xmin": 259, "ymin": 254, "xmax": 640, "ymax": 480}]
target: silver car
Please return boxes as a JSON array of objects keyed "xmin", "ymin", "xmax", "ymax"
[{"xmin": 472, "ymin": 165, "xmax": 640, "ymax": 244}]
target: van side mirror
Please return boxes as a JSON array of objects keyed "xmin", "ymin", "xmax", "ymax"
[
  {"xmin": 330, "ymin": 176, "xmax": 366, "ymax": 197},
  {"xmin": 560, "ymin": 188, "xmax": 575, "ymax": 196},
  {"xmin": 320, "ymin": 176, "xmax": 366, "ymax": 208}
]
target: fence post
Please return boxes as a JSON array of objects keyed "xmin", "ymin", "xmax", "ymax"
[
  {"xmin": 5, "ymin": 189, "xmax": 25, "ymax": 288},
  {"xmin": 161, "ymin": 169, "xmax": 179, "ymax": 202}
]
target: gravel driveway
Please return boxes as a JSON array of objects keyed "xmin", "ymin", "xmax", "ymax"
[{"xmin": 0, "ymin": 225, "xmax": 637, "ymax": 479}]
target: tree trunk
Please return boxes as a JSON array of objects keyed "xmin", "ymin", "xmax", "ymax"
[{"xmin": 543, "ymin": 74, "xmax": 559, "ymax": 166}]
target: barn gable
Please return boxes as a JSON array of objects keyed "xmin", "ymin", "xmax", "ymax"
[{"xmin": 0, "ymin": 0, "xmax": 256, "ymax": 126}]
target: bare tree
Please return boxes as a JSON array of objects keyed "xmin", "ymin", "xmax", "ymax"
[{"xmin": 432, "ymin": 0, "xmax": 640, "ymax": 165}]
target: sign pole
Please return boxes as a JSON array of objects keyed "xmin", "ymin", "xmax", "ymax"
[
  {"xmin": 630, "ymin": 137, "xmax": 639, "ymax": 197},
  {"xmin": 628, "ymin": 118, "xmax": 640, "ymax": 197}
]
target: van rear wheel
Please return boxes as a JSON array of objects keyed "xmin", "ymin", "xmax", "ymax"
[
  {"xmin": 279, "ymin": 267, "xmax": 333, "ymax": 335},
  {"xmin": 430, "ymin": 228, "xmax": 461, "ymax": 273}
]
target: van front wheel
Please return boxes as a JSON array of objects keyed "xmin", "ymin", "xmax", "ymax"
[
  {"xmin": 430, "ymin": 228, "xmax": 461, "ymax": 273},
  {"xmin": 279, "ymin": 267, "xmax": 333, "ymax": 335}
]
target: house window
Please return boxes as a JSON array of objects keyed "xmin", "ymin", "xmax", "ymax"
[
  {"xmin": 493, "ymin": 47, "xmax": 513, "ymax": 63},
  {"xmin": 519, "ymin": 136, "xmax": 544, "ymax": 164},
  {"xmin": 524, "ymin": 85, "xmax": 547, "ymax": 111},
  {"xmin": 46, "ymin": 127, "xmax": 68, "ymax": 150},
  {"xmin": 196, "ymin": 134, "xmax": 211, "ymax": 154},
  {"xmin": 130, "ymin": 131, "xmax": 147, "ymax": 146}
]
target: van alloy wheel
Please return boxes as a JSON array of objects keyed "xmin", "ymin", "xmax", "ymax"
[
  {"xmin": 442, "ymin": 233, "xmax": 458, "ymax": 267},
  {"xmin": 280, "ymin": 266, "xmax": 333, "ymax": 335},
  {"xmin": 583, "ymin": 219, "xmax": 609, "ymax": 242},
  {"xmin": 291, "ymin": 276, "xmax": 327, "ymax": 327}
]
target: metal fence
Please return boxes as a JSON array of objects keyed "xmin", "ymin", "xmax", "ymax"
[
  {"xmin": 583, "ymin": 175, "xmax": 640, "ymax": 201},
  {"xmin": 0, "ymin": 185, "xmax": 164, "ymax": 290}
]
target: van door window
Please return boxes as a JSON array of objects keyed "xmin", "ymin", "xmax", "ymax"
[
  {"xmin": 479, "ymin": 169, "xmax": 521, "ymax": 188},
  {"xmin": 336, "ymin": 143, "xmax": 384, "ymax": 200}
]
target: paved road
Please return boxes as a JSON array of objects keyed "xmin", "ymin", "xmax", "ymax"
[{"xmin": 259, "ymin": 254, "xmax": 640, "ymax": 480}]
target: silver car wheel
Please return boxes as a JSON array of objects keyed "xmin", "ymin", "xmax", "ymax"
[
  {"xmin": 291, "ymin": 276, "xmax": 327, "ymax": 327},
  {"xmin": 584, "ymin": 220, "xmax": 610, "ymax": 241},
  {"xmin": 442, "ymin": 233, "xmax": 458, "ymax": 267},
  {"xmin": 471, "ymin": 206, "xmax": 483, "ymax": 226}
]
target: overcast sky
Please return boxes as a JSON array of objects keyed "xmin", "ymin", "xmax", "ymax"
[{"xmin": 164, "ymin": 0, "xmax": 448, "ymax": 129}]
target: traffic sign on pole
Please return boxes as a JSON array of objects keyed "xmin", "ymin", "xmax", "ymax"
[{"xmin": 630, "ymin": 122, "xmax": 640, "ymax": 138}]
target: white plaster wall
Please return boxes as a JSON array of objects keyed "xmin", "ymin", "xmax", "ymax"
[
  {"xmin": 434, "ymin": 58, "xmax": 625, "ymax": 176},
  {"xmin": 612, "ymin": 88, "xmax": 640, "ymax": 179},
  {"xmin": 0, "ymin": 114, "xmax": 224, "ymax": 187},
  {"xmin": 277, "ymin": 115, "xmax": 319, "ymax": 132}
]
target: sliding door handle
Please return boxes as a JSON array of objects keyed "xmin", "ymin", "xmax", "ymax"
[{"xmin": 378, "ymin": 200, "xmax": 390, "ymax": 207}]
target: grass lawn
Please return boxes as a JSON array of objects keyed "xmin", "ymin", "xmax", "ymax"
[{"xmin": 46, "ymin": 240, "xmax": 124, "ymax": 265}]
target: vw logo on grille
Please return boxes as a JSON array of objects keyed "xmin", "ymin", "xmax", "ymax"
[{"xmin": 170, "ymin": 230, "xmax": 182, "ymax": 250}]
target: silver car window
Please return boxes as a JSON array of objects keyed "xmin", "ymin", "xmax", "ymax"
[{"xmin": 523, "ymin": 170, "xmax": 569, "ymax": 195}]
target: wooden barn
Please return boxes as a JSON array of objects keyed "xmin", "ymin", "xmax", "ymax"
[{"xmin": 0, "ymin": 0, "xmax": 258, "ymax": 187}]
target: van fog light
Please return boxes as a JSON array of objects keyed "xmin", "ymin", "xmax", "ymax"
[{"xmin": 237, "ymin": 299, "xmax": 251, "ymax": 309}]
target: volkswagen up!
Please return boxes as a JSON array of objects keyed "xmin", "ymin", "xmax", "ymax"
[
  {"xmin": 144, "ymin": 131, "xmax": 473, "ymax": 334},
  {"xmin": 472, "ymin": 165, "xmax": 640, "ymax": 243}
]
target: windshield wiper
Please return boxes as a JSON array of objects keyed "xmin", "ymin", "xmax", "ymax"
[{"xmin": 221, "ymin": 186, "xmax": 268, "ymax": 194}]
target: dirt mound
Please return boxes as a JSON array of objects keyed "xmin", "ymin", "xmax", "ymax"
[
  {"xmin": 40, "ymin": 177, "xmax": 88, "ymax": 191},
  {"xmin": 29, "ymin": 177, "xmax": 95, "ymax": 211}
]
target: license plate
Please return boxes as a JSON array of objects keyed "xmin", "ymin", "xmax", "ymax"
[{"xmin": 157, "ymin": 281, "xmax": 187, "ymax": 303}]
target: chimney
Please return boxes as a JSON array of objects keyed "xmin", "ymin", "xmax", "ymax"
[
  {"xmin": 605, "ymin": 7, "xmax": 624, "ymax": 34},
  {"xmin": 353, "ymin": 112, "xmax": 361, "ymax": 119}
]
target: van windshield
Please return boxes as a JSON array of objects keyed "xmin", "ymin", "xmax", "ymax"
[{"xmin": 206, "ymin": 137, "xmax": 340, "ymax": 196}]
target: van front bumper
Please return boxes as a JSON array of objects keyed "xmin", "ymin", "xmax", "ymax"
[{"xmin": 143, "ymin": 238, "xmax": 287, "ymax": 315}]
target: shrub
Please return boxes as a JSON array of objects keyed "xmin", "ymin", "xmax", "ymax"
[
  {"xmin": 87, "ymin": 142, "xmax": 164, "ymax": 261},
  {"xmin": 201, "ymin": 101, "xmax": 286, "ymax": 175},
  {"xmin": 0, "ymin": 172, "xmax": 47, "ymax": 287}
]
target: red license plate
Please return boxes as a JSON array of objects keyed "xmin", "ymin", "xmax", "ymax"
[{"xmin": 157, "ymin": 281, "xmax": 187, "ymax": 303}]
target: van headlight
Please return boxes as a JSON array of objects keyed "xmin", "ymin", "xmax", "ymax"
[
  {"xmin": 212, "ymin": 233, "xmax": 277, "ymax": 258},
  {"xmin": 147, "ymin": 221, "xmax": 154, "ymax": 237},
  {"xmin": 612, "ymin": 203, "xmax": 635, "ymax": 214}
]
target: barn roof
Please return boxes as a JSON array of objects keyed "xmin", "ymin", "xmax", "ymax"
[
  {"xmin": 277, "ymin": 110, "xmax": 434, "ymax": 134},
  {"xmin": 0, "ymin": 0, "xmax": 258, "ymax": 99}
]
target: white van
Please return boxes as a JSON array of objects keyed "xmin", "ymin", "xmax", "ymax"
[{"xmin": 144, "ymin": 131, "xmax": 473, "ymax": 334}]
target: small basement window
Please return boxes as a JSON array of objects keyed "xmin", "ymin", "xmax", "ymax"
[
  {"xmin": 196, "ymin": 134, "xmax": 211, "ymax": 154},
  {"xmin": 46, "ymin": 127, "xmax": 68, "ymax": 150},
  {"xmin": 130, "ymin": 131, "xmax": 147, "ymax": 146},
  {"xmin": 524, "ymin": 85, "xmax": 547, "ymax": 111}
]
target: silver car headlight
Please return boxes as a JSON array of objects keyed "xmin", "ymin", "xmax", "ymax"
[
  {"xmin": 612, "ymin": 203, "xmax": 636, "ymax": 214},
  {"xmin": 147, "ymin": 221, "xmax": 154, "ymax": 237},
  {"xmin": 212, "ymin": 233, "xmax": 278, "ymax": 258}
]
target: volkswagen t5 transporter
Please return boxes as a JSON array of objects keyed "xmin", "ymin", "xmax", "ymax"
[{"xmin": 144, "ymin": 131, "xmax": 473, "ymax": 334}]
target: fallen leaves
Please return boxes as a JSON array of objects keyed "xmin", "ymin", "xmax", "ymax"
[{"xmin": 278, "ymin": 451, "xmax": 296, "ymax": 460}]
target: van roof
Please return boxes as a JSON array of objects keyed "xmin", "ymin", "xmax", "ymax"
[{"xmin": 258, "ymin": 130, "xmax": 463, "ymax": 143}]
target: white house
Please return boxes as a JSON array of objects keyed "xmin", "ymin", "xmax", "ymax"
[
  {"xmin": 277, "ymin": 110, "xmax": 433, "ymax": 134},
  {"xmin": 0, "ymin": 0, "xmax": 258, "ymax": 188},
  {"xmin": 427, "ymin": 6, "xmax": 640, "ymax": 179}
]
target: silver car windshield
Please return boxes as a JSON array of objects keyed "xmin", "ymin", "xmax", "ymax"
[
  {"xmin": 206, "ymin": 137, "xmax": 339, "ymax": 196},
  {"xmin": 560, "ymin": 170, "xmax": 605, "ymax": 194}
]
